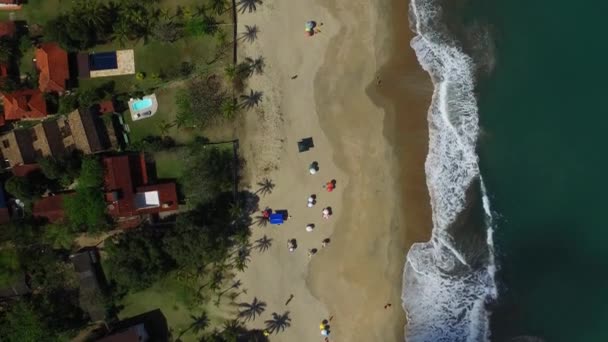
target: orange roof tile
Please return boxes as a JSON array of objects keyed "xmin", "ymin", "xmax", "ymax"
[
  {"xmin": 35, "ymin": 43, "xmax": 69, "ymax": 93},
  {"xmin": 2, "ymin": 89, "xmax": 47, "ymax": 120}
]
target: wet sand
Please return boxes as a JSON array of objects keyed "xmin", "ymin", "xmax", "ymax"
[{"xmin": 236, "ymin": 0, "xmax": 432, "ymax": 340}]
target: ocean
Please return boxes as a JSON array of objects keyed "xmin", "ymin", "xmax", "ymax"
[{"xmin": 403, "ymin": 0, "xmax": 608, "ymax": 341}]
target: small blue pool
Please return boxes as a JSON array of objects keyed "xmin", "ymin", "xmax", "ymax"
[{"xmin": 132, "ymin": 98, "xmax": 153, "ymax": 111}]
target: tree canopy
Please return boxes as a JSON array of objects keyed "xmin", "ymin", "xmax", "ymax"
[
  {"xmin": 181, "ymin": 144, "xmax": 236, "ymax": 207},
  {"xmin": 105, "ymin": 229, "xmax": 173, "ymax": 291},
  {"xmin": 0, "ymin": 302, "xmax": 50, "ymax": 342}
]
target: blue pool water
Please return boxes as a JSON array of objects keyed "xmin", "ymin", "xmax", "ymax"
[{"xmin": 132, "ymin": 98, "xmax": 152, "ymax": 111}]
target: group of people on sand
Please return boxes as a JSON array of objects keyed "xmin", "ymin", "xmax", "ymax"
[{"xmin": 285, "ymin": 161, "xmax": 337, "ymax": 259}]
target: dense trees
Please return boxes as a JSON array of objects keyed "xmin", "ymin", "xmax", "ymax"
[
  {"xmin": 0, "ymin": 302, "xmax": 50, "ymax": 342},
  {"xmin": 181, "ymin": 143, "xmax": 236, "ymax": 207},
  {"xmin": 63, "ymin": 157, "xmax": 108, "ymax": 232},
  {"xmin": 105, "ymin": 229, "xmax": 172, "ymax": 291}
]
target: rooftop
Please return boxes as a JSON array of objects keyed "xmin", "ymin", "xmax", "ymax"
[
  {"xmin": 35, "ymin": 43, "xmax": 70, "ymax": 93},
  {"xmin": 2, "ymin": 89, "xmax": 47, "ymax": 121}
]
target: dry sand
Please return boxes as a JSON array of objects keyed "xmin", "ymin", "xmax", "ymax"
[{"xmin": 237, "ymin": 0, "xmax": 433, "ymax": 340}]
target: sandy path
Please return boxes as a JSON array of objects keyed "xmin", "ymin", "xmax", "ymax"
[{"xmin": 237, "ymin": 0, "xmax": 432, "ymax": 340}]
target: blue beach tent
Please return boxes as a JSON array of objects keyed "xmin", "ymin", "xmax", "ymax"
[{"xmin": 269, "ymin": 213, "xmax": 284, "ymax": 225}]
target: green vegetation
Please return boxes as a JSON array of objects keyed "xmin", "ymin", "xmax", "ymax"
[
  {"xmin": 0, "ymin": 247, "xmax": 20, "ymax": 287},
  {"xmin": 63, "ymin": 157, "xmax": 109, "ymax": 233},
  {"xmin": 154, "ymin": 149, "xmax": 186, "ymax": 179},
  {"xmin": 181, "ymin": 143, "xmax": 236, "ymax": 207},
  {"xmin": 0, "ymin": 301, "xmax": 50, "ymax": 342}
]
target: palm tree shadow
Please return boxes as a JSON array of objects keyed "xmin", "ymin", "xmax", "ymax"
[
  {"xmin": 240, "ymin": 24, "xmax": 259, "ymax": 43},
  {"xmin": 237, "ymin": 0, "xmax": 263, "ymax": 14}
]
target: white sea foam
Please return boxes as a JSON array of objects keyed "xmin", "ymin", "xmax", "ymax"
[{"xmin": 402, "ymin": 0, "xmax": 498, "ymax": 341}]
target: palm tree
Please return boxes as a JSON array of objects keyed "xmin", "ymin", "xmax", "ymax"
[
  {"xmin": 240, "ymin": 25, "xmax": 259, "ymax": 43},
  {"xmin": 237, "ymin": 0, "xmax": 262, "ymax": 13},
  {"xmin": 178, "ymin": 312, "xmax": 209, "ymax": 339},
  {"xmin": 238, "ymin": 297, "xmax": 266, "ymax": 321},
  {"xmin": 244, "ymin": 56, "xmax": 265, "ymax": 75},
  {"xmin": 158, "ymin": 119, "xmax": 175, "ymax": 137},
  {"xmin": 232, "ymin": 244, "xmax": 251, "ymax": 271},
  {"xmin": 264, "ymin": 312, "xmax": 291, "ymax": 334},
  {"xmin": 190, "ymin": 312, "xmax": 210, "ymax": 335},
  {"xmin": 221, "ymin": 98, "xmax": 239, "ymax": 119},
  {"xmin": 112, "ymin": 20, "xmax": 131, "ymax": 47},
  {"xmin": 239, "ymin": 90, "xmax": 263, "ymax": 109},
  {"xmin": 254, "ymin": 235, "xmax": 272, "ymax": 253},
  {"xmin": 255, "ymin": 178, "xmax": 274, "ymax": 196},
  {"xmin": 210, "ymin": 0, "xmax": 229, "ymax": 15}
]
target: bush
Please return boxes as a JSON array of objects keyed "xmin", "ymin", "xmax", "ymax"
[
  {"xmin": 136, "ymin": 72, "xmax": 146, "ymax": 80},
  {"xmin": 5, "ymin": 176, "xmax": 34, "ymax": 201}
]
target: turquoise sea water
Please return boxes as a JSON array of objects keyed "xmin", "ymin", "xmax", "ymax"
[{"xmin": 475, "ymin": 1, "xmax": 608, "ymax": 340}]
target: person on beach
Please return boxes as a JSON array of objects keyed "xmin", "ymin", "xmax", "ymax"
[
  {"xmin": 322, "ymin": 238, "xmax": 330, "ymax": 247},
  {"xmin": 384, "ymin": 303, "xmax": 392, "ymax": 309},
  {"xmin": 308, "ymin": 248, "xmax": 317, "ymax": 258}
]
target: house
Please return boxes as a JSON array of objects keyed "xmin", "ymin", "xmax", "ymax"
[
  {"xmin": 70, "ymin": 248, "xmax": 107, "ymax": 322},
  {"xmin": 0, "ymin": 109, "xmax": 118, "ymax": 168},
  {"xmin": 0, "ymin": 1, "xmax": 21, "ymax": 11},
  {"xmin": 77, "ymin": 50, "xmax": 135, "ymax": 79},
  {"xmin": 32, "ymin": 194, "xmax": 68, "ymax": 223},
  {"xmin": 35, "ymin": 43, "xmax": 70, "ymax": 93},
  {"xmin": 1, "ymin": 89, "xmax": 47, "ymax": 122},
  {"xmin": 103, "ymin": 154, "xmax": 178, "ymax": 227},
  {"xmin": 0, "ymin": 21, "xmax": 15, "ymax": 38},
  {"xmin": 97, "ymin": 309, "xmax": 168, "ymax": 342}
]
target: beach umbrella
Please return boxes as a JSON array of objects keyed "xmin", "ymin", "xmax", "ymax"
[
  {"xmin": 305, "ymin": 21, "xmax": 315, "ymax": 30},
  {"xmin": 307, "ymin": 202, "xmax": 314, "ymax": 208},
  {"xmin": 306, "ymin": 225, "xmax": 314, "ymax": 232},
  {"xmin": 319, "ymin": 323, "xmax": 325, "ymax": 330},
  {"xmin": 322, "ymin": 208, "xmax": 329, "ymax": 215},
  {"xmin": 309, "ymin": 167, "xmax": 317, "ymax": 174},
  {"xmin": 326, "ymin": 182, "xmax": 334, "ymax": 192},
  {"xmin": 321, "ymin": 329, "xmax": 329, "ymax": 336}
]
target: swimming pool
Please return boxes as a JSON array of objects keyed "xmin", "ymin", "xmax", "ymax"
[{"xmin": 131, "ymin": 98, "xmax": 153, "ymax": 111}]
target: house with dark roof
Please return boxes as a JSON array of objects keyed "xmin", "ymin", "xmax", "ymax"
[
  {"xmin": 1, "ymin": 89, "xmax": 47, "ymax": 122},
  {"xmin": 32, "ymin": 193, "xmax": 69, "ymax": 223},
  {"xmin": 0, "ymin": 109, "xmax": 118, "ymax": 168},
  {"xmin": 35, "ymin": 43, "xmax": 70, "ymax": 93},
  {"xmin": 70, "ymin": 248, "xmax": 107, "ymax": 322},
  {"xmin": 0, "ymin": 21, "xmax": 15, "ymax": 38},
  {"xmin": 97, "ymin": 309, "xmax": 168, "ymax": 342},
  {"xmin": 103, "ymin": 154, "xmax": 178, "ymax": 228}
]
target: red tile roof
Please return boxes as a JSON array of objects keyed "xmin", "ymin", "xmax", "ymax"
[
  {"xmin": 11, "ymin": 163, "xmax": 40, "ymax": 177},
  {"xmin": 104, "ymin": 155, "xmax": 137, "ymax": 217},
  {"xmin": 33, "ymin": 194, "xmax": 68, "ymax": 223},
  {"xmin": 135, "ymin": 183, "xmax": 178, "ymax": 214},
  {"xmin": 103, "ymin": 154, "xmax": 177, "ymax": 219},
  {"xmin": 35, "ymin": 43, "xmax": 69, "ymax": 93},
  {"xmin": 0, "ymin": 21, "xmax": 14, "ymax": 38},
  {"xmin": 2, "ymin": 89, "xmax": 47, "ymax": 120}
]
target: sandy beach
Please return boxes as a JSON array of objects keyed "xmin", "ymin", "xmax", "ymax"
[{"xmin": 237, "ymin": 0, "xmax": 433, "ymax": 340}]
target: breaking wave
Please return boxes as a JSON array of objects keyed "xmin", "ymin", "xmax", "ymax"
[{"xmin": 402, "ymin": 0, "xmax": 498, "ymax": 341}]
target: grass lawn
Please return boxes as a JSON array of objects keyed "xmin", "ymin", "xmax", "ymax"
[
  {"xmin": 19, "ymin": 46, "xmax": 36, "ymax": 77},
  {"xmin": 118, "ymin": 274, "xmax": 235, "ymax": 342},
  {"xmin": 154, "ymin": 149, "xmax": 186, "ymax": 180}
]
